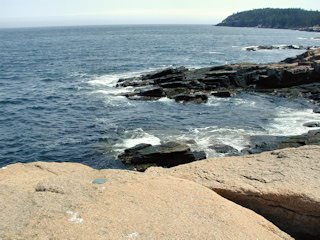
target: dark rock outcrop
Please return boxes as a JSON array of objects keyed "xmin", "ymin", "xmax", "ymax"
[
  {"xmin": 118, "ymin": 142, "xmax": 206, "ymax": 171},
  {"xmin": 241, "ymin": 135, "xmax": 290, "ymax": 155},
  {"xmin": 209, "ymin": 144, "xmax": 239, "ymax": 155},
  {"xmin": 117, "ymin": 49, "xmax": 320, "ymax": 105},
  {"xmin": 278, "ymin": 131, "xmax": 320, "ymax": 149},
  {"xmin": 245, "ymin": 45, "xmax": 319, "ymax": 51},
  {"xmin": 303, "ymin": 121, "xmax": 320, "ymax": 127}
]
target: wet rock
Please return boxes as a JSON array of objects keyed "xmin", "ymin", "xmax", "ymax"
[
  {"xmin": 277, "ymin": 132, "xmax": 320, "ymax": 149},
  {"xmin": 117, "ymin": 49, "xmax": 320, "ymax": 106},
  {"xmin": 184, "ymin": 139, "xmax": 197, "ymax": 144},
  {"xmin": 174, "ymin": 94, "xmax": 208, "ymax": 104},
  {"xmin": 159, "ymin": 81, "xmax": 187, "ymax": 88},
  {"xmin": 245, "ymin": 45, "xmax": 319, "ymax": 51},
  {"xmin": 211, "ymin": 91, "xmax": 233, "ymax": 98},
  {"xmin": 118, "ymin": 142, "xmax": 206, "ymax": 171},
  {"xmin": 303, "ymin": 121, "xmax": 320, "ymax": 127},
  {"xmin": 193, "ymin": 150, "xmax": 207, "ymax": 160},
  {"xmin": 314, "ymin": 107, "xmax": 320, "ymax": 113},
  {"xmin": 142, "ymin": 66, "xmax": 188, "ymax": 80},
  {"xmin": 241, "ymin": 135, "xmax": 289, "ymax": 155},
  {"xmin": 209, "ymin": 144, "xmax": 239, "ymax": 154},
  {"xmin": 127, "ymin": 95, "xmax": 162, "ymax": 101},
  {"xmin": 137, "ymin": 87, "xmax": 164, "ymax": 97}
]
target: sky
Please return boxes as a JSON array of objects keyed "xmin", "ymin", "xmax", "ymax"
[{"xmin": 0, "ymin": 0, "xmax": 319, "ymax": 28}]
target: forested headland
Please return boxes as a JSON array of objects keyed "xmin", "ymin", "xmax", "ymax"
[{"xmin": 216, "ymin": 8, "xmax": 320, "ymax": 31}]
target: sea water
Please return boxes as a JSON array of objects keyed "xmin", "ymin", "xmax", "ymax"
[{"xmin": 1, "ymin": 25, "xmax": 320, "ymax": 169}]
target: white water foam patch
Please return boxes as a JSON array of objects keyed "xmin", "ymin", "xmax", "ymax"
[
  {"xmin": 188, "ymin": 126, "xmax": 259, "ymax": 158},
  {"xmin": 157, "ymin": 97, "xmax": 175, "ymax": 104},
  {"xmin": 88, "ymin": 67, "xmax": 176, "ymax": 97},
  {"xmin": 88, "ymin": 66, "xmax": 176, "ymax": 87},
  {"xmin": 114, "ymin": 128, "xmax": 161, "ymax": 151},
  {"xmin": 205, "ymin": 51, "xmax": 222, "ymax": 54},
  {"xmin": 266, "ymin": 107, "xmax": 320, "ymax": 136},
  {"xmin": 206, "ymin": 96, "xmax": 230, "ymax": 106},
  {"xmin": 88, "ymin": 71, "xmax": 142, "ymax": 87}
]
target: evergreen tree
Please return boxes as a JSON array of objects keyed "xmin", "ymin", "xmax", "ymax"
[{"xmin": 216, "ymin": 8, "xmax": 320, "ymax": 29}]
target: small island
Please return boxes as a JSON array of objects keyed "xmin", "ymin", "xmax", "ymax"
[{"xmin": 216, "ymin": 8, "xmax": 320, "ymax": 32}]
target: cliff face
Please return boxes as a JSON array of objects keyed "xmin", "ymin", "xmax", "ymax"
[
  {"xmin": 216, "ymin": 8, "xmax": 320, "ymax": 31},
  {"xmin": 0, "ymin": 161, "xmax": 293, "ymax": 240}
]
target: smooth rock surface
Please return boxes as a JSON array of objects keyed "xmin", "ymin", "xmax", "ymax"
[
  {"xmin": 147, "ymin": 145, "xmax": 320, "ymax": 239},
  {"xmin": 0, "ymin": 161, "xmax": 292, "ymax": 240}
]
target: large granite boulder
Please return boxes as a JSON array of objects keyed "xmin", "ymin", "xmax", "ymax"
[
  {"xmin": 118, "ymin": 142, "xmax": 206, "ymax": 171},
  {"xmin": 0, "ymin": 162, "xmax": 292, "ymax": 240},
  {"xmin": 147, "ymin": 145, "xmax": 320, "ymax": 239}
]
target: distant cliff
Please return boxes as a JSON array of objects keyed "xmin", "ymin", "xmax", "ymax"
[{"xmin": 216, "ymin": 8, "xmax": 320, "ymax": 31}]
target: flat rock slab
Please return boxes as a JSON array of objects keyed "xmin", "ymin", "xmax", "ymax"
[
  {"xmin": 0, "ymin": 161, "xmax": 292, "ymax": 240},
  {"xmin": 147, "ymin": 145, "xmax": 320, "ymax": 239}
]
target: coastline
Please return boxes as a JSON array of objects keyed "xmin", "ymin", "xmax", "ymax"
[
  {"xmin": 1, "ymin": 45, "xmax": 320, "ymax": 239},
  {"xmin": 214, "ymin": 25, "xmax": 320, "ymax": 33},
  {"xmin": 116, "ymin": 49, "xmax": 320, "ymax": 156}
]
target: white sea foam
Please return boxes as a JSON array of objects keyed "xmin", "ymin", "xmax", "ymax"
[
  {"xmin": 114, "ymin": 128, "xmax": 161, "ymax": 151},
  {"xmin": 187, "ymin": 126, "xmax": 257, "ymax": 158},
  {"xmin": 88, "ymin": 66, "xmax": 177, "ymax": 88},
  {"xmin": 157, "ymin": 97, "xmax": 175, "ymax": 104},
  {"xmin": 266, "ymin": 108, "xmax": 320, "ymax": 136},
  {"xmin": 205, "ymin": 51, "xmax": 222, "ymax": 54},
  {"xmin": 88, "ymin": 71, "xmax": 143, "ymax": 87}
]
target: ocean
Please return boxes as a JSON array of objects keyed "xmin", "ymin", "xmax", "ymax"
[{"xmin": 1, "ymin": 24, "xmax": 320, "ymax": 169}]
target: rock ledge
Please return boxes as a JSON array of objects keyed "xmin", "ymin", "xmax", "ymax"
[{"xmin": 0, "ymin": 161, "xmax": 292, "ymax": 240}]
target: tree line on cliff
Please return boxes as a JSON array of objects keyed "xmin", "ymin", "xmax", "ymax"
[{"xmin": 216, "ymin": 8, "xmax": 320, "ymax": 29}]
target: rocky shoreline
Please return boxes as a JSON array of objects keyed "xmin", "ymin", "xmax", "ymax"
[
  {"xmin": 1, "ymin": 50, "xmax": 320, "ymax": 239},
  {"xmin": 147, "ymin": 145, "xmax": 320, "ymax": 239},
  {"xmin": 116, "ymin": 49, "xmax": 320, "ymax": 105},
  {"xmin": 116, "ymin": 49, "xmax": 320, "ymax": 163}
]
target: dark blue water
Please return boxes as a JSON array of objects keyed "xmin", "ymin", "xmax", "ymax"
[{"xmin": 1, "ymin": 25, "xmax": 320, "ymax": 169}]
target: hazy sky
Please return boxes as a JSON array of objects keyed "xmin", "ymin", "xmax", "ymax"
[{"xmin": 1, "ymin": 0, "xmax": 319, "ymax": 28}]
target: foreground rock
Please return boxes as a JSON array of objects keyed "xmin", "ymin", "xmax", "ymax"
[
  {"xmin": 147, "ymin": 145, "xmax": 320, "ymax": 239},
  {"xmin": 117, "ymin": 49, "xmax": 320, "ymax": 105},
  {"xmin": 0, "ymin": 162, "xmax": 292, "ymax": 240},
  {"xmin": 118, "ymin": 141, "xmax": 206, "ymax": 171}
]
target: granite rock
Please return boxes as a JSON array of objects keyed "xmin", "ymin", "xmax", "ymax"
[
  {"xmin": 0, "ymin": 161, "xmax": 292, "ymax": 240},
  {"xmin": 147, "ymin": 145, "xmax": 320, "ymax": 239}
]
